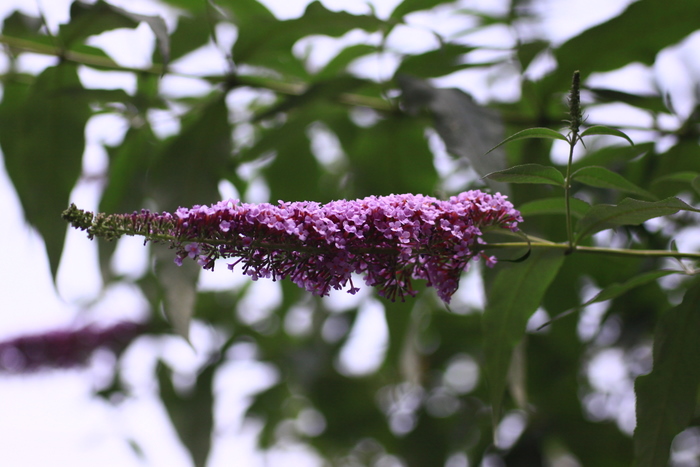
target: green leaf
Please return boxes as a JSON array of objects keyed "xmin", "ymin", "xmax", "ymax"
[
  {"xmin": 315, "ymin": 44, "xmax": 377, "ymax": 80},
  {"xmin": 483, "ymin": 250, "xmax": 566, "ymax": 424},
  {"xmin": 551, "ymin": 1, "xmax": 700, "ymax": 89},
  {"xmin": 582, "ymin": 270, "xmax": 680, "ymax": 307},
  {"xmin": 634, "ymin": 277, "xmax": 700, "ymax": 467},
  {"xmin": 0, "ymin": 65, "xmax": 91, "ymax": 279},
  {"xmin": 229, "ymin": 1, "xmax": 383, "ymax": 76},
  {"xmin": 579, "ymin": 125, "xmax": 634, "ymax": 146},
  {"xmin": 390, "ymin": 0, "xmax": 458, "ymax": 19},
  {"xmin": 693, "ymin": 176, "xmax": 700, "ymax": 196},
  {"xmin": 517, "ymin": 40, "xmax": 549, "ymax": 71},
  {"xmin": 587, "ymin": 88, "xmax": 668, "ymax": 114},
  {"xmin": 571, "ymin": 166, "xmax": 656, "ymax": 200},
  {"xmin": 148, "ymin": 95, "xmax": 232, "ymax": 209},
  {"xmin": 575, "ymin": 197, "xmax": 700, "ymax": 242},
  {"xmin": 395, "ymin": 44, "xmax": 478, "ymax": 79},
  {"xmin": 651, "ymin": 171, "xmax": 699, "ymax": 186},
  {"xmin": 485, "ymin": 164, "xmax": 566, "ymax": 187},
  {"xmin": 59, "ymin": 1, "xmax": 170, "ymax": 65},
  {"xmin": 157, "ymin": 358, "xmax": 215, "ymax": 466},
  {"xmin": 518, "ymin": 197, "xmax": 591, "ymax": 218},
  {"xmin": 486, "ymin": 127, "xmax": 568, "ymax": 155}
]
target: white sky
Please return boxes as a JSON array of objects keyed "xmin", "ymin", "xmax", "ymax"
[{"xmin": 1, "ymin": 0, "xmax": 698, "ymax": 465}]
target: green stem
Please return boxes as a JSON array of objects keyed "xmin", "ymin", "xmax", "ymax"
[
  {"xmin": 564, "ymin": 137, "xmax": 576, "ymax": 251},
  {"xmin": 483, "ymin": 239, "xmax": 700, "ymax": 261}
]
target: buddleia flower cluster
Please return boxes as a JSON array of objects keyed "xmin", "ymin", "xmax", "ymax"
[
  {"xmin": 0, "ymin": 322, "xmax": 146, "ymax": 373},
  {"xmin": 64, "ymin": 191, "xmax": 522, "ymax": 303}
]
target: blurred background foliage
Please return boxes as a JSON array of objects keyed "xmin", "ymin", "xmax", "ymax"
[{"xmin": 2, "ymin": 0, "xmax": 700, "ymax": 465}]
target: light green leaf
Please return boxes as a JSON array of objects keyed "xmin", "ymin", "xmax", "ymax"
[
  {"xmin": 485, "ymin": 128, "xmax": 568, "ymax": 155},
  {"xmin": 582, "ymin": 270, "xmax": 680, "ymax": 307},
  {"xmin": 576, "ymin": 197, "xmax": 700, "ymax": 242},
  {"xmin": 483, "ymin": 250, "xmax": 566, "ymax": 425},
  {"xmin": 485, "ymin": 164, "xmax": 566, "ymax": 187},
  {"xmin": 579, "ymin": 125, "xmax": 634, "ymax": 146},
  {"xmin": 571, "ymin": 166, "xmax": 656, "ymax": 200},
  {"xmin": 634, "ymin": 277, "xmax": 700, "ymax": 467},
  {"xmin": 518, "ymin": 197, "xmax": 591, "ymax": 218}
]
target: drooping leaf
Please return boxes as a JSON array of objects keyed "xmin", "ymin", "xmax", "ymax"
[
  {"xmin": 157, "ymin": 359, "xmax": 216, "ymax": 467},
  {"xmin": 483, "ymin": 250, "xmax": 566, "ymax": 425},
  {"xmin": 579, "ymin": 125, "xmax": 634, "ymax": 146},
  {"xmin": 486, "ymin": 164, "xmax": 566, "ymax": 187},
  {"xmin": 395, "ymin": 44, "xmax": 478, "ymax": 79},
  {"xmin": 518, "ymin": 196, "xmax": 591, "ymax": 218},
  {"xmin": 634, "ymin": 277, "xmax": 700, "ymax": 467},
  {"xmin": 575, "ymin": 197, "xmax": 700, "ymax": 242},
  {"xmin": 0, "ymin": 65, "xmax": 91, "ymax": 279},
  {"xmin": 397, "ymin": 75, "xmax": 508, "ymax": 193},
  {"xmin": 582, "ymin": 270, "xmax": 680, "ymax": 308},
  {"xmin": 486, "ymin": 128, "xmax": 568, "ymax": 155},
  {"xmin": 148, "ymin": 95, "xmax": 231, "ymax": 209},
  {"xmin": 586, "ymin": 87, "xmax": 668, "ymax": 114},
  {"xmin": 571, "ymin": 166, "xmax": 655, "ymax": 200}
]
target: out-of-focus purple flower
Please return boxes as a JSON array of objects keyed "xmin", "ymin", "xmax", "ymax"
[
  {"xmin": 0, "ymin": 322, "xmax": 147, "ymax": 373},
  {"xmin": 64, "ymin": 191, "xmax": 522, "ymax": 302}
]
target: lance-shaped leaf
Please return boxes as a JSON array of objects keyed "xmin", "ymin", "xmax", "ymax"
[
  {"xmin": 634, "ymin": 277, "xmax": 700, "ymax": 467},
  {"xmin": 582, "ymin": 270, "xmax": 680, "ymax": 307},
  {"xmin": 651, "ymin": 171, "xmax": 699, "ymax": 186},
  {"xmin": 518, "ymin": 197, "xmax": 591, "ymax": 218},
  {"xmin": 483, "ymin": 250, "xmax": 566, "ymax": 426},
  {"xmin": 485, "ymin": 127, "xmax": 568, "ymax": 155},
  {"xmin": 579, "ymin": 125, "xmax": 634, "ymax": 146},
  {"xmin": 571, "ymin": 166, "xmax": 656, "ymax": 200},
  {"xmin": 575, "ymin": 197, "xmax": 700, "ymax": 242},
  {"xmin": 485, "ymin": 163, "xmax": 566, "ymax": 187},
  {"xmin": 0, "ymin": 64, "xmax": 91, "ymax": 279}
]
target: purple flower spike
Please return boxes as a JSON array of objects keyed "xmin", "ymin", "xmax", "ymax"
[{"xmin": 63, "ymin": 191, "xmax": 522, "ymax": 303}]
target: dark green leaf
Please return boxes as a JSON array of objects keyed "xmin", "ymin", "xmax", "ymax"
[
  {"xmin": 517, "ymin": 40, "xmax": 549, "ymax": 71},
  {"xmin": 315, "ymin": 44, "xmax": 377, "ymax": 80},
  {"xmin": 486, "ymin": 127, "xmax": 568, "ymax": 154},
  {"xmin": 390, "ymin": 0, "xmax": 457, "ymax": 19},
  {"xmin": 551, "ymin": 1, "xmax": 700, "ymax": 89},
  {"xmin": 167, "ymin": 14, "xmax": 214, "ymax": 62},
  {"xmin": 229, "ymin": 1, "xmax": 383, "ymax": 76},
  {"xmin": 486, "ymin": 164, "xmax": 566, "ymax": 187},
  {"xmin": 651, "ymin": 171, "xmax": 699, "ymax": 186},
  {"xmin": 397, "ymin": 75, "xmax": 508, "ymax": 193},
  {"xmin": 580, "ymin": 125, "xmax": 634, "ymax": 146},
  {"xmin": 587, "ymin": 87, "xmax": 668, "ymax": 113},
  {"xmin": 148, "ymin": 95, "xmax": 231, "ymax": 209},
  {"xmin": 582, "ymin": 270, "xmax": 680, "ymax": 307},
  {"xmin": 483, "ymin": 250, "xmax": 566, "ymax": 424},
  {"xmin": 634, "ymin": 277, "xmax": 700, "ymax": 467},
  {"xmin": 518, "ymin": 197, "xmax": 591, "ymax": 218},
  {"xmin": 693, "ymin": 176, "xmax": 700, "ymax": 196},
  {"xmin": 571, "ymin": 166, "xmax": 655, "ymax": 200},
  {"xmin": 575, "ymin": 197, "xmax": 700, "ymax": 242},
  {"xmin": 157, "ymin": 359, "xmax": 215, "ymax": 466},
  {"xmin": 2, "ymin": 11, "xmax": 42, "ymax": 39},
  {"xmin": 395, "ymin": 44, "xmax": 478, "ymax": 79},
  {"xmin": 60, "ymin": 1, "xmax": 170, "ymax": 66},
  {"xmin": 0, "ymin": 65, "xmax": 91, "ymax": 279}
]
